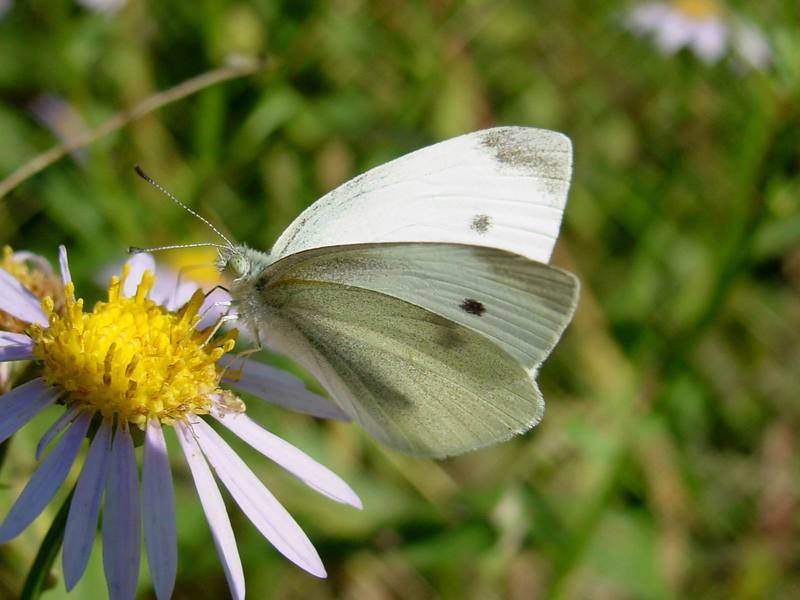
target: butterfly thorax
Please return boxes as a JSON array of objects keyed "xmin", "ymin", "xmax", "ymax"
[
  {"xmin": 217, "ymin": 244, "xmax": 276, "ymax": 338},
  {"xmin": 216, "ymin": 244, "xmax": 274, "ymax": 282}
]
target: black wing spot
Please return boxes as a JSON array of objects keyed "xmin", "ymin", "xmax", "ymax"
[
  {"xmin": 471, "ymin": 214, "xmax": 492, "ymax": 234},
  {"xmin": 460, "ymin": 298, "xmax": 486, "ymax": 316}
]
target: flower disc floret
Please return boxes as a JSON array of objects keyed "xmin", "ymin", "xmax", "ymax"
[
  {"xmin": 673, "ymin": 0, "xmax": 720, "ymax": 19},
  {"xmin": 28, "ymin": 266, "xmax": 237, "ymax": 426}
]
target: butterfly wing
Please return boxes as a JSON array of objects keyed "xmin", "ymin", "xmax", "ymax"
[
  {"xmin": 269, "ymin": 127, "xmax": 572, "ymax": 264},
  {"xmin": 247, "ymin": 243, "xmax": 578, "ymax": 457},
  {"xmin": 258, "ymin": 281, "xmax": 542, "ymax": 457},
  {"xmin": 261, "ymin": 242, "xmax": 579, "ymax": 371}
]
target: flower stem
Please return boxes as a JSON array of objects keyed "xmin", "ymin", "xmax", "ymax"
[
  {"xmin": 20, "ymin": 487, "xmax": 75, "ymax": 600},
  {"xmin": 0, "ymin": 57, "xmax": 267, "ymax": 200}
]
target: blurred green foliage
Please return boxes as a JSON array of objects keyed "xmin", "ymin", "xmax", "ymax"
[{"xmin": 1, "ymin": 0, "xmax": 799, "ymax": 598}]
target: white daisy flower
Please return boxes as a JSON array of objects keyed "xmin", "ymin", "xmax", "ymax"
[
  {"xmin": 625, "ymin": 1, "xmax": 771, "ymax": 70},
  {"xmin": 75, "ymin": 0, "xmax": 126, "ymax": 14},
  {"xmin": 0, "ymin": 247, "xmax": 360, "ymax": 600}
]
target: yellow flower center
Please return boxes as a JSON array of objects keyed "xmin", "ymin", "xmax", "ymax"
[
  {"xmin": 673, "ymin": 0, "xmax": 721, "ymax": 19},
  {"xmin": 1, "ymin": 246, "xmax": 65, "ymax": 333},
  {"xmin": 28, "ymin": 266, "xmax": 238, "ymax": 426}
]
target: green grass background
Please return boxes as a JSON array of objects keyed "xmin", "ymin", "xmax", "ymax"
[{"xmin": 1, "ymin": 1, "xmax": 799, "ymax": 598}]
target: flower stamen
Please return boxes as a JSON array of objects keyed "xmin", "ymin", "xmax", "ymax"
[{"xmin": 28, "ymin": 266, "xmax": 239, "ymax": 427}]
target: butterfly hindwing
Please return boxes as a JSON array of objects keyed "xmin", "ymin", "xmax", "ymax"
[{"xmin": 256, "ymin": 279, "xmax": 542, "ymax": 457}]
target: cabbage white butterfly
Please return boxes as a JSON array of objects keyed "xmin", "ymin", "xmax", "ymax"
[{"xmin": 140, "ymin": 127, "xmax": 580, "ymax": 458}]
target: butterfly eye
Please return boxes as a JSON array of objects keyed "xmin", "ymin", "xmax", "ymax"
[{"xmin": 230, "ymin": 254, "xmax": 249, "ymax": 277}]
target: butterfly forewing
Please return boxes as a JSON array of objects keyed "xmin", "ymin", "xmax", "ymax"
[{"xmin": 269, "ymin": 127, "xmax": 572, "ymax": 264}]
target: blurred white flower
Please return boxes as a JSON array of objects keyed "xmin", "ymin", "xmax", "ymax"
[
  {"xmin": 625, "ymin": 1, "xmax": 771, "ymax": 70},
  {"xmin": 0, "ymin": 0, "xmax": 11, "ymax": 20},
  {"xmin": 76, "ymin": 0, "xmax": 126, "ymax": 14}
]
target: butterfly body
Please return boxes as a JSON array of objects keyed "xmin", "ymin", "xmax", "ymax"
[{"xmin": 218, "ymin": 127, "xmax": 579, "ymax": 458}]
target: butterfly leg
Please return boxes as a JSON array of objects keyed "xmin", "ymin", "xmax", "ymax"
[
  {"xmin": 219, "ymin": 326, "xmax": 265, "ymax": 382},
  {"xmin": 202, "ymin": 314, "xmax": 239, "ymax": 346},
  {"xmin": 203, "ymin": 284, "xmax": 230, "ymax": 296},
  {"xmin": 197, "ymin": 300, "xmax": 233, "ymax": 324}
]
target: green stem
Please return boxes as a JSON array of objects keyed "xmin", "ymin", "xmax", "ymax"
[
  {"xmin": 0, "ymin": 438, "xmax": 10, "ymax": 478},
  {"xmin": 545, "ymin": 447, "xmax": 627, "ymax": 600},
  {"xmin": 546, "ymin": 89, "xmax": 786, "ymax": 598},
  {"xmin": 20, "ymin": 487, "xmax": 75, "ymax": 600},
  {"xmin": 661, "ymin": 93, "xmax": 785, "ymax": 379}
]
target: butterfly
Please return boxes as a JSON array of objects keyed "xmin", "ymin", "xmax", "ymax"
[{"xmin": 140, "ymin": 127, "xmax": 580, "ymax": 458}]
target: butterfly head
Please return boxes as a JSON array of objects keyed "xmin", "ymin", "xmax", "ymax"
[
  {"xmin": 216, "ymin": 244, "xmax": 271, "ymax": 283},
  {"xmin": 216, "ymin": 246, "xmax": 249, "ymax": 281}
]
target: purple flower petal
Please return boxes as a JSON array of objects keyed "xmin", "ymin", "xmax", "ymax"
[
  {"xmin": 176, "ymin": 422, "xmax": 245, "ymax": 600},
  {"xmin": 220, "ymin": 357, "xmax": 349, "ymax": 421},
  {"xmin": 654, "ymin": 11, "xmax": 694, "ymax": 54},
  {"xmin": 12, "ymin": 251, "xmax": 54, "ymax": 276},
  {"xmin": 194, "ymin": 286, "xmax": 234, "ymax": 328},
  {"xmin": 102, "ymin": 425, "xmax": 141, "ymax": 600},
  {"xmin": 0, "ymin": 332, "xmax": 34, "ymax": 362},
  {"xmin": 142, "ymin": 419, "xmax": 177, "ymax": 600},
  {"xmin": 152, "ymin": 277, "xmax": 199, "ymax": 312},
  {"xmin": 0, "ymin": 267, "xmax": 47, "ymax": 326},
  {"xmin": 691, "ymin": 20, "xmax": 727, "ymax": 63},
  {"xmin": 58, "ymin": 245, "xmax": 72, "ymax": 287},
  {"xmin": 63, "ymin": 418, "xmax": 112, "ymax": 591},
  {"xmin": 0, "ymin": 378, "xmax": 60, "ymax": 444},
  {"xmin": 0, "ymin": 411, "xmax": 90, "ymax": 542},
  {"xmin": 211, "ymin": 408, "xmax": 361, "ymax": 509},
  {"xmin": 191, "ymin": 418, "xmax": 326, "ymax": 578},
  {"xmin": 122, "ymin": 254, "xmax": 155, "ymax": 298},
  {"xmin": 36, "ymin": 404, "xmax": 81, "ymax": 460},
  {"xmin": 29, "ymin": 94, "xmax": 89, "ymax": 166}
]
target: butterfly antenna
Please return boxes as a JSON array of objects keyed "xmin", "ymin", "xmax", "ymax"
[
  {"xmin": 134, "ymin": 165, "xmax": 235, "ymax": 248},
  {"xmin": 128, "ymin": 242, "xmax": 229, "ymax": 254}
]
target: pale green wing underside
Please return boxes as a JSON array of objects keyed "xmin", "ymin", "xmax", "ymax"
[
  {"xmin": 261, "ymin": 243, "xmax": 579, "ymax": 372},
  {"xmin": 260, "ymin": 281, "xmax": 542, "ymax": 457},
  {"xmin": 253, "ymin": 242, "xmax": 579, "ymax": 457}
]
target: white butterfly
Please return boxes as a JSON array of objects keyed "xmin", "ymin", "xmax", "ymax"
[{"xmin": 143, "ymin": 127, "xmax": 580, "ymax": 458}]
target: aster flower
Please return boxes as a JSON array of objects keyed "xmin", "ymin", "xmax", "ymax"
[
  {"xmin": 0, "ymin": 246, "xmax": 65, "ymax": 393},
  {"xmin": 75, "ymin": 0, "xmax": 126, "ymax": 14},
  {"xmin": 0, "ymin": 245, "xmax": 65, "ymax": 335},
  {"xmin": 624, "ymin": 0, "xmax": 771, "ymax": 70},
  {"xmin": 101, "ymin": 246, "xmax": 237, "ymax": 330},
  {"xmin": 29, "ymin": 94, "xmax": 91, "ymax": 166},
  {"xmin": 0, "ymin": 247, "xmax": 359, "ymax": 599}
]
